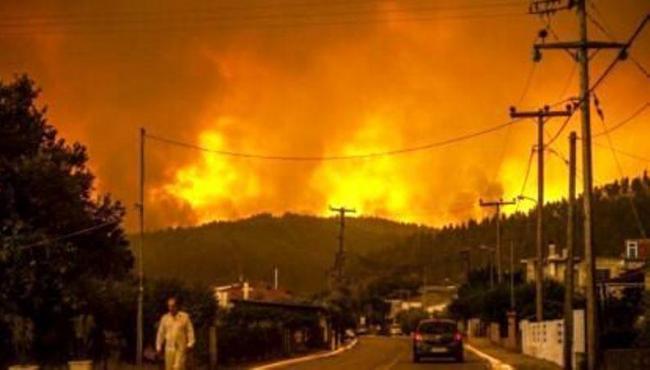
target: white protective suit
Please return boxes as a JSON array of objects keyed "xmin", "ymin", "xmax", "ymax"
[{"xmin": 155, "ymin": 311, "xmax": 196, "ymax": 370}]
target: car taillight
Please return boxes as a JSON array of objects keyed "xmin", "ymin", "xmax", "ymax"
[
  {"xmin": 454, "ymin": 332, "xmax": 463, "ymax": 342},
  {"xmin": 413, "ymin": 332, "xmax": 423, "ymax": 342}
]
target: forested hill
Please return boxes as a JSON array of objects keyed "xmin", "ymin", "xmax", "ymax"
[
  {"xmin": 135, "ymin": 174, "xmax": 650, "ymax": 295},
  {"xmin": 134, "ymin": 213, "xmax": 430, "ymax": 294},
  {"xmin": 360, "ymin": 173, "xmax": 650, "ymax": 285}
]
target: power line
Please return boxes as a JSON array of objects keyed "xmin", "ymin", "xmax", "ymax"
[
  {"xmin": 145, "ymin": 118, "xmax": 521, "ymax": 161},
  {"xmin": 0, "ymin": 0, "xmax": 529, "ymax": 24},
  {"xmin": 592, "ymin": 102, "xmax": 650, "ymax": 138},
  {"xmin": 539, "ymin": 14, "xmax": 649, "ymax": 112},
  {"xmin": 589, "ymin": 14, "xmax": 650, "ymax": 92},
  {"xmin": 0, "ymin": 6, "xmax": 527, "ymax": 37},
  {"xmin": 591, "ymin": 141, "xmax": 650, "ymax": 164},
  {"xmin": 545, "ymin": 107, "xmax": 577, "ymax": 147},
  {"xmin": 556, "ymin": 62, "xmax": 577, "ymax": 101},
  {"xmin": 532, "ymin": 15, "xmax": 644, "ymax": 140},
  {"xmin": 486, "ymin": 61, "xmax": 537, "ymax": 197},
  {"xmin": 510, "ymin": 146, "xmax": 535, "ymax": 215},
  {"xmin": 594, "ymin": 100, "xmax": 646, "ymax": 238},
  {"xmin": 517, "ymin": 61, "xmax": 538, "ymax": 105},
  {"xmin": 518, "ymin": 146, "xmax": 536, "ymax": 197},
  {"xmin": 17, "ymin": 220, "xmax": 120, "ymax": 249},
  {"xmin": 587, "ymin": 5, "xmax": 650, "ymax": 79}
]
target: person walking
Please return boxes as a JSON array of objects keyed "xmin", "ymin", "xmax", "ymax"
[{"xmin": 156, "ymin": 296, "xmax": 195, "ymax": 370}]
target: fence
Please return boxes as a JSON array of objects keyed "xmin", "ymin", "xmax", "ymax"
[{"xmin": 520, "ymin": 309, "xmax": 585, "ymax": 369}]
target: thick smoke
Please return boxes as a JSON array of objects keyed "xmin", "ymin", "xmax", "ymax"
[{"xmin": 1, "ymin": 0, "xmax": 648, "ymax": 230}]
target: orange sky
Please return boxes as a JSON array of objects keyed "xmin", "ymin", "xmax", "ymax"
[{"xmin": 1, "ymin": 0, "xmax": 648, "ymax": 230}]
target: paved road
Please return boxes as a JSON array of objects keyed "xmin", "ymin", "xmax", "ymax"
[{"xmin": 282, "ymin": 336, "xmax": 489, "ymax": 370}]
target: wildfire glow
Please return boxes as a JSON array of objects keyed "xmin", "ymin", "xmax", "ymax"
[
  {"xmin": 159, "ymin": 123, "xmax": 261, "ymax": 223},
  {"xmin": 311, "ymin": 118, "xmax": 412, "ymax": 220},
  {"xmin": 1, "ymin": 0, "xmax": 647, "ymax": 230}
]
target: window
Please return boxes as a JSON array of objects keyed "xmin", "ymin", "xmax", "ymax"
[{"xmin": 626, "ymin": 240, "xmax": 639, "ymax": 259}]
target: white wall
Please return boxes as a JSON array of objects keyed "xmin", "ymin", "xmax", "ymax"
[{"xmin": 520, "ymin": 310, "xmax": 585, "ymax": 368}]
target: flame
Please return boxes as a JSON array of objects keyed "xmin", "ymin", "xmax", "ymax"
[
  {"xmin": 311, "ymin": 117, "xmax": 413, "ymax": 220},
  {"xmin": 157, "ymin": 121, "xmax": 261, "ymax": 223}
]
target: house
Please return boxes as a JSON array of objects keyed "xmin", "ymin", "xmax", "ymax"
[
  {"xmin": 522, "ymin": 240, "xmax": 648, "ymax": 293},
  {"xmin": 214, "ymin": 280, "xmax": 293, "ymax": 308},
  {"xmin": 521, "ymin": 244, "xmax": 623, "ymax": 293},
  {"xmin": 214, "ymin": 280, "xmax": 333, "ymax": 353}
]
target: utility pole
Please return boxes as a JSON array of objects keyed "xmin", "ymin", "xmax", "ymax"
[
  {"xmin": 274, "ymin": 266, "xmax": 279, "ymax": 290},
  {"xmin": 564, "ymin": 131, "xmax": 577, "ymax": 370},
  {"xmin": 528, "ymin": 2, "xmax": 631, "ymax": 367},
  {"xmin": 510, "ymin": 105, "xmax": 572, "ymax": 322},
  {"xmin": 330, "ymin": 206, "xmax": 356, "ymax": 282},
  {"xmin": 510, "ymin": 240, "xmax": 515, "ymax": 310},
  {"xmin": 479, "ymin": 199, "xmax": 515, "ymax": 284},
  {"xmin": 136, "ymin": 127, "xmax": 145, "ymax": 367}
]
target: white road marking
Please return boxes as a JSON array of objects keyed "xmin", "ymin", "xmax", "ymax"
[
  {"xmin": 465, "ymin": 343, "xmax": 515, "ymax": 370},
  {"xmin": 251, "ymin": 338, "xmax": 359, "ymax": 370}
]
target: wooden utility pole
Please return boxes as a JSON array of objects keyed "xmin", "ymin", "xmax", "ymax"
[
  {"xmin": 576, "ymin": 3, "xmax": 598, "ymax": 367},
  {"xmin": 510, "ymin": 105, "xmax": 572, "ymax": 321},
  {"xmin": 564, "ymin": 131, "xmax": 577, "ymax": 370},
  {"xmin": 528, "ymin": 2, "xmax": 632, "ymax": 367},
  {"xmin": 479, "ymin": 199, "xmax": 515, "ymax": 284},
  {"xmin": 136, "ymin": 127, "xmax": 145, "ymax": 367},
  {"xmin": 510, "ymin": 240, "xmax": 515, "ymax": 310},
  {"xmin": 330, "ymin": 206, "xmax": 356, "ymax": 282}
]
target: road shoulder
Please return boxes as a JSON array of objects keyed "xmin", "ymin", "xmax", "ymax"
[
  {"xmin": 249, "ymin": 338, "xmax": 359, "ymax": 369},
  {"xmin": 467, "ymin": 338, "xmax": 562, "ymax": 370}
]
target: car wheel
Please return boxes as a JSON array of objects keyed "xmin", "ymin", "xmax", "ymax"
[
  {"xmin": 455, "ymin": 351, "xmax": 464, "ymax": 363},
  {"xmin": 413, "ymin": 354, "xmax": 420, "ymax": 363}
]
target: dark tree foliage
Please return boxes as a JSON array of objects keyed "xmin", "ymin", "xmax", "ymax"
[
  {"xmin": 217, "ymin": 303, "xmax": 323, "ymax": 363},
  {"xmin": 359, "ymin": 173, "xmax": 650, "ymax": 288},
  {"xmin": 601, "ymin": 288, "xmax": 644, "ymax": 349},
  {"xmin": 396, "ymin": 308, "xmax": 429, "ymax": 335},
  {"xmin": 448, "ymin": 277, "xmax": 583, "ymax": 326},
  {"xmin": 0, "ymin": 75, "xmax": 133, "ymax": 364}
]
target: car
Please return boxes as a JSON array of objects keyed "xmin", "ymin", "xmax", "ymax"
[
  {"xmin": 388, "ymin": 323, "xmax": 403, "ymax": 336},
  {"xmin": 412, "ymin": 319, "xmax": 464, "ymax": 363}
]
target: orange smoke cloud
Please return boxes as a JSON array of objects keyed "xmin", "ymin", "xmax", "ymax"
[{"xmin": 1, "ymin": 0, "xmax": 648, "ymax": 230}]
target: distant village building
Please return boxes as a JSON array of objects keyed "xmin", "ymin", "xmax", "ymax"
[
  {"xmin": 521, "ymin": 240, "xmax": 648, "ymax": 294},
  {"xmin": 213, "ymin": 279, "xmax": 332, "ymax": 353},
  {"xmin": 385, "ymin": 284, "xmax": 457, "ymax": 320},
  {"xmin": 214, "ymin": 280, "xmax": 293, "ymax": 308}
]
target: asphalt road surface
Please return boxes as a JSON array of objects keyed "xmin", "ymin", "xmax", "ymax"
[{"xmin": 281, "ymin": 336, "xmax": 490, "ymax": 370}]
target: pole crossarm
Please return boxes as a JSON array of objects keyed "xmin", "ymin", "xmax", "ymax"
[
  {"xmin": 528, "ymin": 0, "xmax": 574, "ymax": 15},
  {"xmin": 479, "ymin": 199, "xmax": 516, "ymax": 207},
  {"xmin": 534, "ymin": 41, "xmax": 626, "ymax": 50},
  {"xmin": 509, "ymin": 105, "xmax": 573, "ymax": 119}
]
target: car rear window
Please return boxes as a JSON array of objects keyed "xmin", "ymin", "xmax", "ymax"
[{"xmin": 418, "ymin": 322, "xmax": 456, "ymax": 334}]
